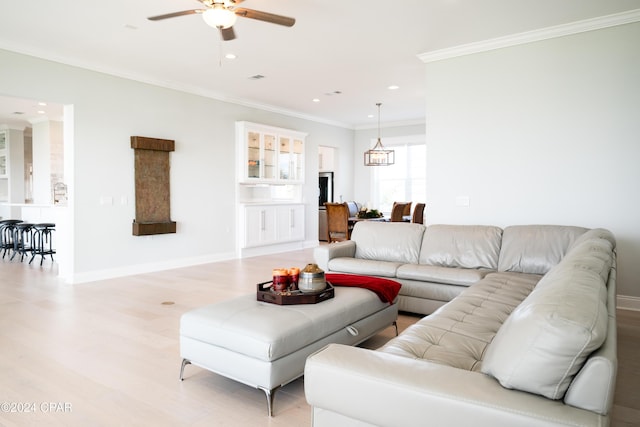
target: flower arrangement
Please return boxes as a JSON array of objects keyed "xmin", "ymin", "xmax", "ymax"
[{"xmin": 357, "ymin": 208, "xmax": 384, "ymax": 219}]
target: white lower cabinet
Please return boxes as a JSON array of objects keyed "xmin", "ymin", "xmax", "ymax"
[
  {"xmin": 244, "ymin": 205, "xmax": 277, "ymax": 247},
  {"xmin": 276, "ymin": 204, "xmax": 304, "ymax": 242},
  {"xmin": 242, "ymin": 204, "xmax": 304, "ymax": 248}
]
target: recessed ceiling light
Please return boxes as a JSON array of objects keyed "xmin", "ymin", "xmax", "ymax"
[
  {"xmin": 388, "ymin": 85, "xmax": 400, "ymax": 90},
  {"xmin": 225, "ymin": 53, "xmax": 236, "ymax": 59},
  {"xmin": 37, "ymin": 110, "xmax": 46, "ymax": 114},
  {"xmin": 367, "ymin": 114, "xmax": 374, "ymax": 118},
  {"xmin": 38, "ymin": 102, "xmax": 47, "ymax": 106},
  {"xmin": 312, "ymin": 98, "xmax": 320, "ymax": 103}
]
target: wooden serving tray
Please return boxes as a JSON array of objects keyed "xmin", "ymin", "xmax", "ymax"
[{"xmin": 257, "ymin": 281, "xmax": 334, "ymax": 305}]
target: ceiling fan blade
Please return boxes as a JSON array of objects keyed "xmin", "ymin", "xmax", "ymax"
[
  {"xmin": 147, "ymin": 9, "xmax": 203, "ymax": 21},
  {"xmin": 234, "ymin": 8, "xmax": 296, "ymax": 27},
  {"xmin": 220, "ymin": 26, "xmax": 236, "ymax": 41}
]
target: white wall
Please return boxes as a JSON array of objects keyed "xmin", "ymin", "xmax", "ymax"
[
  {"xmin": 423, "ymin": 22, "xmax": 640, "ymax": 298},
  {"xmin": 31, "ymin": 120, "xmax": 49, "ymax": 204},
  {"xmin": 0, "ymin": 48, "xmax": 353, "ymax": 282}
]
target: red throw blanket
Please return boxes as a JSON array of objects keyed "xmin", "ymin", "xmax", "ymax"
[{"xmin": 325, "ymin": 273, "xmax": 401, "ymax": 304}]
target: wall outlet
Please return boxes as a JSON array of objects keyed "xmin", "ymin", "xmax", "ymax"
[
  {"xmin": 456, "ymin": 196, "xmax": 470, "ymax": 207},
  {"xmin": 100, "ymin": 196, "xmax": 113, "ymax": 205}
]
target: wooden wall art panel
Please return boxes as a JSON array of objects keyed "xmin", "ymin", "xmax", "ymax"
[{"xmin": 130, "ymin": 136, "xmax": 177, "ymax": 236}]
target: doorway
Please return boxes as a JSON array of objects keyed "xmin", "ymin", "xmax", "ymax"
[{"xmin": 0, "ymin": 94, "xmax": 71, "ymax": 278}]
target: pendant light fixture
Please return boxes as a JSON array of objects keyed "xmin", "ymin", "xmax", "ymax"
[{"xmin": 364, "ymin": 103, "xmax": 395, "ymax": 166}]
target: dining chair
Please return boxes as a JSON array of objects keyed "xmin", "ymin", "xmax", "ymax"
[
  {"xmin": 325, "ymin": 202, "xmax": 351, "ymax": 242},
  {"xmin": 403, "ymin": 202, "xmax": 412, "ymax": 217},
  {"xmin": 390, "ymin": 202, "xmax": 410, "ymax": 222},
  {"xmin": 346, "ymin": 201, "xmax": 359, "ymax": 218},
  {"xmin": 412, "ymin": 203, "xmax": 426, "ymax": 224}
]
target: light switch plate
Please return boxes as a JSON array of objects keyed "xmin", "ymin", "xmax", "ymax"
[{"xmin": 456, "ymin": 196, "xmax": 470, "ymax": 207}]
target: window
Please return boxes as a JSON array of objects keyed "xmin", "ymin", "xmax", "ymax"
[{"xmin": 372, "ymin": 136, "xmax": 426, "ymax": 214}]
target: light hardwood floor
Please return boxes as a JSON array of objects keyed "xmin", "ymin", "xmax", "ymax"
[{"xmin": 0, "ymin": 249, "xmax": 638, "ymax": 426}]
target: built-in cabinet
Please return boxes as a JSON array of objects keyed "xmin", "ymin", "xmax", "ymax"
[
  {"xmin": 0, "ymin": 128, "xmax": 25, "ymax": 210},
  {"xmin": 237, "ymin": 121, "xmax": 306, "ymax": 184},
  {"xmin": 240, "ymin": 203, "xmax": 304, "ymax": 248},
  {"xmin": 236, "ymin": 121, "xmax": 307, "ymax": 256},
  {"xmin": 0, "ymin": 131, "xmax": 7, "ymax": 202}
]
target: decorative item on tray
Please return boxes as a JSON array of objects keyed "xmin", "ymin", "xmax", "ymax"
[
  {"xmin": 257, "ymin": 264, "xmax": 334, "ymax": 305},
  {"xmin": 272, "ymin": 268, "xmax": 290, "ymax": 292},
  {"xmin": 271, "ymin": 267, "xmax": 302, "ymax": 293},
  {"xmin": 289, "ymin": 267, "xmax": 300, "ymax": 290},
  {"xmin": 357, "ymin": 207, "xmax": 383, "ymax": 219},
  {"xmin": 299, "ymin": 263, "xmax": 326, "ymax": 293}
]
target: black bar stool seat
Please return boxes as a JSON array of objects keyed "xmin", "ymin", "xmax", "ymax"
[
  {"xmin": 30, "ymin": 223, "xmax": 56, "ymax": 265},
  {"xmin": 11, "ymin": 222, "xmax": 35, "ymax": 262},
  {"xmin": 0, "ymin": 219, "xmax": 23, "ymax": 259}
]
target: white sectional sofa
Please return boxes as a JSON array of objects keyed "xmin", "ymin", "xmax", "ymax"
[{"xmin": 306, "ymin": 222, "xmax": 617, "ymax": 426}]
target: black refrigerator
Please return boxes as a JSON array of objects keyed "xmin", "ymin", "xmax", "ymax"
[
  {"xmin": 318, "ymin": 172, "xmax": 334, "ymax": 241},
  {"xmin": 319, "ymin": 172, "xmax": 334, "ymax": 207}
]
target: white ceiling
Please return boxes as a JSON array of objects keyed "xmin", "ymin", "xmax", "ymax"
[{"xmin": 1, "ymin": 0, "xmax": 639, "ymax": 129}]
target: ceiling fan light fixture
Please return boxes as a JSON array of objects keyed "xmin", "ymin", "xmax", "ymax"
[
  {"xmin": 202, "ymin": 5, "xmax": 237, "ymax": 29},
  {"xmin": 364, "ymin": 103, "xmax": 395, "ymax": 166}
]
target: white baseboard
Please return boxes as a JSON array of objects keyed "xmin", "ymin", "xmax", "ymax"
[
  {"xmin": 617, "ymin": 295, "xmax": 640, "ymax": 311},
  {"xmin": 303, "ymin": 239, "xmax": 321, "ymax": 249},
  {"xmin": 66, "ymin": 241, "xmax": 321, "ymax": 284},
  {"xmin": 67, "ymin": 251, "xmax": 237, "ymax": 284},
  {"xmin": 238, "ymin": 241, "xmax": 307, "ymax": 259}
]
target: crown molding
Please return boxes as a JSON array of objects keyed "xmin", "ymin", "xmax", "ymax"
[
  {"xmin": 0, "ymin": 44, "xmax": 355, "ymax": 130},
  {"xmin": 0, "ymin": 124, "xmax": 27, "ymax": 131},
  {"xmin": 418, "ymin": 8, "xmax": 640, "ymax": 64},
  {"xmin": 354, "ymin": 119, "xmax": 426, "ymax": 131}
]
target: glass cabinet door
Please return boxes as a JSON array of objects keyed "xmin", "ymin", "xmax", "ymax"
[
  {"xmin": 238, "ymin": 122, "xmax": 306, "ymax": 184},
  {"xmin": 247, "ymin": 131, "xmax": 260, "ymax": 178},
  {"xmin": 292, "ymin": 138, "xmax": 304, "ymax": 181},
  {"xmin": 278, "ymin": 137, "xmax": 291, "ymax": 179},
  {"xmin": 263, "ymin": 134, "xmax": 276, "ymax": 180}
]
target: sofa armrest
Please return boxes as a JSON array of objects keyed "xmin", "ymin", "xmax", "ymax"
[
  {"xmin": 305, "ymin": 344, "xmax": 606, "ymax": 427},
  {"xmin": 314, "ymin": 241, "xmax": 356, "ymax": 271}
]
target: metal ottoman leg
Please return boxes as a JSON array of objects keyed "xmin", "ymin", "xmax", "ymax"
[
  {"xmin": 179, "ymin": 358, "xmax": 191, "ymax": 381},
  {"xmin": 258, "ymin": 385, "xmax": 281, "ymax": 417}
]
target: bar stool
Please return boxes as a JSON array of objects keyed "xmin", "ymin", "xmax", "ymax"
[
  {"xmin": 0, "ymin": 219, "xmax": 23, "ymax": 259},
  {"xmin": 11, "ymin": 222, "xmax": 34, "ymax": 262},
  {"xmin": 30, "ymin": 223, "xmax": 56, "ymax": 265}
]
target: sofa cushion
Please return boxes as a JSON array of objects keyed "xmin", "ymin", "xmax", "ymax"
[
  {"xmin": 419, "ymin": 225, "xmax": 503, "ymax": 269},
  {"xmin": 328, "ymin": 257, "xmax": 402, "ymax": 278},
  {"xmin": 396, "ymin": 279, "xmax": 468, "ymax": 303},
  {"xmin": 568, "ymin": 228, "xmax": 616, "ymax": 252},
  {"xmin": 397, "ymin": 264, "xmax": 492, "ymax": 286},
  {"xmin": 481, "ymin": 237, "xmax": 612, "ymax": 400},
  {"xmin": 380, "ymin": 272, "xmax": 540, "ymax": 371},
  {"xmin": 351, "ymin": 221, "xmax": 425, "ymax": 264},
  {"xmin": 498, "ymin": 225, "xmax": 588, "ymax": 274}
]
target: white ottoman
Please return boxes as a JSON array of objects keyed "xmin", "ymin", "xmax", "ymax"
[{"xmin": 179, "ymin": 286, "xmax": 398, "ymax": 416}]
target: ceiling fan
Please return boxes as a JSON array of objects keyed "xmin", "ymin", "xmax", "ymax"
[{"xmin": 147, "ymin": 0, "xmax": 296, "ymax": 41}]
